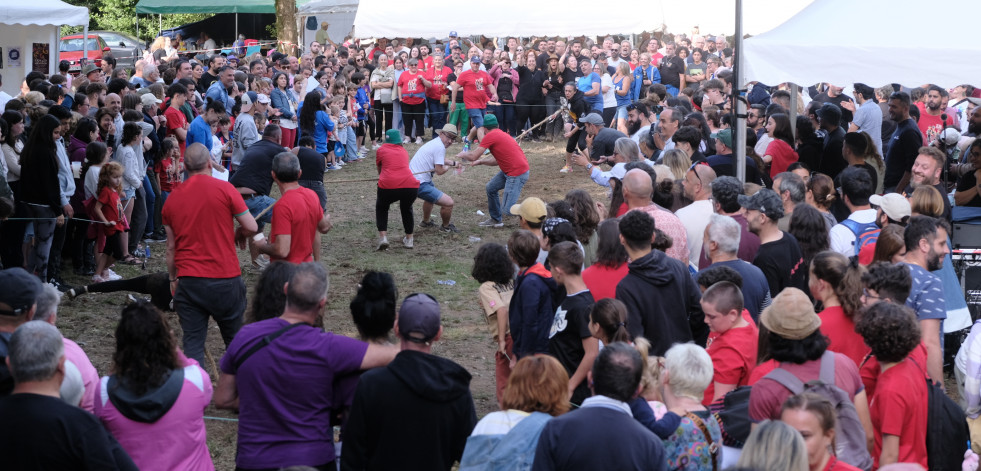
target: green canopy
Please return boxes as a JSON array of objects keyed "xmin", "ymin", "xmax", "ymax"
[{"xmin": 135, "ymin": 0, "xmax": 308, "ymax": 14}]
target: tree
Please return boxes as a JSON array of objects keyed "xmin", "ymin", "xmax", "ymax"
[
  {"xmin": 62, "ymin": 0, "xmax": 208, "ymax": 43},
  {"xmin": 275, "ymin": 0, "xmax": 299, "ymax": 56}
]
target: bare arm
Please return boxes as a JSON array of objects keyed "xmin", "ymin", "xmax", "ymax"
[
  {"xmin": 165, "ymin": 225, "xmax": 178, "ymax": 293},
  {"xmin": 213, "ymin": 373, "xmax": 239, "ymax": 410},
  {"xmin": 921, "ymin": 319, "xmax": 944, "ymax": 383},
  {"xmin": 318, "ymin": 212, "xmax": 333, "ymax": 234},
  {"xmin": 585, "ymin": 81, "xmax": 600, "ymax": 97},
  {"xmin": 569, "ymin": 337, "xmax": 599, "ymax": 396},
  {"xmin": 954, "ymin": 169, "xmax": 981, "ymax": 205},
  {"xmin": 895, "ymin": 171, "xmax": 912, "ymax": 193},
  {"xmin": 494, "ymin": 308, "xmax": 509, "ymax": 354},
  {"xmin": 854, "ymin": 389, "xmax": 875, "ymax": 454},
  {"xmin": 879, "ymin": 434, "xmax": 901, "ymax": 467},
  {"xmin": 257, "ymin": 234, "xmax": 290, "ymax": 259},
  {"xmin": 712, "ymin": 382, "xmax": 737, "ymax": 402}
]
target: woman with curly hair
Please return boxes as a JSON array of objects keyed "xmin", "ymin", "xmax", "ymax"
[
  {"xmin": 804, "ymin": 173, "xmax": 838, "ymax": 231},
  {"xmin": 245, "ymin": 261, "xmax": 297, "ymax": 324},
  {"xmin": 94, "ymin": 301, "xmax": 213, "ymax": 471},
  {"xmin": 472, "ymin": 242, "xmax": 516, "ymax": 405},
  {"xmin": 788, "ymin": 203, "xmax": 829, "ymax": 293},
  {"xmin": 809, "ymin": 251, "xmax": 868, "ymax": 367},
  {"xmin": 855, "ymin": 302, "xmax": 929, "ymax": 469}
]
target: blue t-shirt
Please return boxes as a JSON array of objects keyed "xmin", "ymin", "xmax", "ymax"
[
  {"xmin": 905, "ymin": 263, "xmax": 946, "ymax": 322},
  {"xmin": 312, "ymin": 110, "xmax": 335, "ymax": 154},
  {"xmin": 355, "ymin": 88, "xmax": 369, "ymax": 120},
  {"xmin": 577, "ymin": 72, "xmax": 603, "ymax": 112},
  {"xmin": 186, "ymin": 115, "xmax": 213, "ymax": 151}
]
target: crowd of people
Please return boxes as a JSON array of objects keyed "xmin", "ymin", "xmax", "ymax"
[{"xmin": 0, "ymin": 28, "xmax": 980, "ymax": 471}]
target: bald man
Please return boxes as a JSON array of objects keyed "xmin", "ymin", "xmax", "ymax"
[
  {"xmin": 676, "ymin": 163, "xmax": 717, "ymax": 267},
  {"xmin": 163, "ymin": 143, "xmax": 258, "ymax": 364},
  {"xmin": 621, "ymin": 168, "xmax": 690, "ymax": 264}
]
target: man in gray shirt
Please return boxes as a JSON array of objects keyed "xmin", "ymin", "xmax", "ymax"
[{"xmin": 842, "ymin": 83, "xmax": 883, "ymax": 156}]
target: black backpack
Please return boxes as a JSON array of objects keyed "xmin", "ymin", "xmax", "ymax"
[
  {"xmin": 912, "ymin": 358, "xmax": 970, "ymax": 471},
  {"xmin": 497, "ymin": 74, "xmax": 514, "ymax": 103}
]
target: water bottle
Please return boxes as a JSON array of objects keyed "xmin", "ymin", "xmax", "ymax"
[
  {"xmin": 436, "ymin": 280, "xmax": 456, "ymax": 286},
  {"xmin": 145, "ymin": 244, "xmax": 151, "ymax": 259}
]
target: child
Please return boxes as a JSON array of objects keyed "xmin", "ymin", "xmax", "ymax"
[
  {"xmin": 699, "ymin": 281, "xmax": 758, "ymax": 406},
  {"xmin": 546, "ymin": 241, "xmax": 597, "ymax": 406},
  {"xmin": 215, "ymin": 116, "xmax": 233, "ymax": 170},
  {"xmin": 507, "ymin": 229, "xmax": 558, "ymax": 363},
  {"xmin": 92, "ymin": 162, "xmax": 128, "ymax": 282},
  {"xmin": 328, "ymin": 97, "xmax": 347, "ymax": 170},
  {"xmin": 351, "ymin": 72, "xmax": 370, "ymax": 158},
  {"xmin": 113, "ymin": 122, "xmax": 144, "ymax": 264},
  {"xmin": 471, "ymin": 242, "xmax": 516, "ymax": 407},
  {"xmin": 344, "ymin": 84, "xmax": 363, "ymax": 162},
  {"xmin": 82, "ymin": 141, "xmax": 110, "ymax": 278},
  {"xmin": 156, "ymin": 137, "xmax": 183, "ymax": 208}
]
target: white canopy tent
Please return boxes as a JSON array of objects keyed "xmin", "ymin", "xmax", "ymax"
[
  {"xmin": 742, "ymin": 0, "xmax": 981, "ymax": 88},
  {"xmin": 299, "ymin": 0, "xmax": 359, "ymax": 48},
  {"xmin": 352, "ymin": 0, "xmax": 813, "ymax": 39},
  {"xmin": 0, "ymin": 0, "xmax": 89, "ymax": 97}
]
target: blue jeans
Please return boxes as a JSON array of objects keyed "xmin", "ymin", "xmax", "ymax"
[
  {"xmin": 142, "ymin": 175, "xmax": 155, "ymax": 236},
  {"xmin": 244, "ymin": 195, "xmax": 275, "ymax": 230},
  {"xmin": 494, "ymin": 103, "xmax": 516, "ymax": 136},
  {"xmin": 427, "ymin": 98, "xmax": 447, "ymax": 138},
  {"xmin": 486, "ymin": 170, "xmax": 529, "ymax": 221}
]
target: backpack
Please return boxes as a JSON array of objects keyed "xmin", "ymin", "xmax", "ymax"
[
  {"xmin": 497, "ymin": 74, "xmax": 514, "ymax": 103},
  {"xmin": 840, "ymin": 219, "xmax": 880, "ymax": 256},
  {"xmin": 764, "ymin": 351, "xmax": 873, "ymax": 471},
  {"xmin": 458, "ymin": 411, "xmax": 551, "ymax": 471},
  {"xmin": 709, "ymin": 385, "xmax": 753, "ymax": 448},
  {"xmin": 911, "ymin": 358, "xmax": 971, "ymax": 471}
]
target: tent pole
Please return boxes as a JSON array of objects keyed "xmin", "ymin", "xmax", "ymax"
[
  {"xmin": 790, "ymin": 83, "xmax": 799, "ymax": 136},
  {"xmin": 733, "ymin": 0, "xmax": 746, "ymax": 183},
  {"xmin": 137, "ymin": 14, "xmax": 140, "ymax": 41},
  {"xmin": 159, "ymin": 15, "xmax": 162, "ymax": 35},
  {"xmin": 235, "ymin": 13, "xmax": 239, "ymax": 43},
  {"xmin": 82, "ymin": 23, "xmax": 89, "ymax": 66}
]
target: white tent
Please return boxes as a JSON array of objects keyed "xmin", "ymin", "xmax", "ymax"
[
  {"xmin": 352, "ymin": 0, "xmax": 813, "ymax": 39},
  {"xmin": 0, "ymin": 0, "xmax": 89, "ymax": 97},
  {"xmin": 742, "ymin": 0, "xmax": 981, "ymax": 88},
  {"xmin": 299, "ymin": 0, "xmax": 359, "ymax": 48}
]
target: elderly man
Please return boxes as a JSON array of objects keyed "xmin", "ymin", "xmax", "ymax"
[
  {"xmin": 0, "ymin": 321, "xmax": 136, "ymax": 469},
  {"xmin": 343, "ymin": 293, "xmax": 477, "ymax": 470},
  {"xmin": 678, "ymin": 162, "xmax": 718, "ymax": 268},
  {"xmin": 252, "ymin": 152, "xmax": 332, "ymax": 263},
  {"xmin": 33, "ymin": 282, "xmax": 99, "ymax": 412},
  {"xmin": 621, "ymin": 168, "xmax": 690, "ymax": 264},
  {"xmin": 772, "ymin": 171, "xmax": 806, "ymax": 232},
  {"xmin": 703, "ymin": 214, "xmax": 772, "ymax": 321},
  {"xmin": 411, "ymin": 124, "xmax": 462, "ymax": 232},
  {"xmin": 217, "ymin": 263, "xmax": 397, "ymax": 470},
  {"xmin": 163, "ymin": 143, "xmax": 258, "ymax": 365},
  {"xmin": 533, "ymin": 342, "xmax": 667, "ymax": 471}
]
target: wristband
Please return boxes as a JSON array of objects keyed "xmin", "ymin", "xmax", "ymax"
[{"xmin": 253, "ymin": 233, "xmax": 265, "ymax": 242}]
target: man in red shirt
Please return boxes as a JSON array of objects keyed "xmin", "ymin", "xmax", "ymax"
[
  {"xmin": 164, "ymin": 83, "xmax": 190, "ymax": 157},
  {"xmin": 253, "ymin": 152, "xmax": 332, "ymax": 263},
  {"xmin": 457, "ymin": 114, "xmax": 529, "ymax": 227},
  {"xmin": 163, "ymin": 143, "xmax": 258, "ymax": 364},
  {"xmin": 451, "ymin": 56, "xmax": 497, "ymax": 143}
]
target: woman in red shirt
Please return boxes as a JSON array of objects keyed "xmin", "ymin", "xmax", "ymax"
[
  {"xmin": 375, "ymin": 129, "xmax": 420, "ymax": 251},
  {"xmin": 762, "ymin": 112, "xmax": 799, "ymax": 177},
  {"xmin": 809, "ymin": 251, "xmax": 869, "ymax": 367},
  {"xmin": 781, "ymin": 392, "xmax": 863, "ymax": 471},
  {"xmin": 396, "ymin": 58, "xmax": 430, "ymax": 145},
  {"xmin": 581, "ymin": 219, "xmax": 629, "ymax": 300}
]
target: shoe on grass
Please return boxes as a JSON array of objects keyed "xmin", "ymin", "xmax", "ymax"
[
  {"xmin": 478, "ymin": 218, "xmax": 503, "ymax": 227},
  {"xmin": 559, "ymin": 165, "xmax": 572, "ymax": 173},
  {"xmin": 402, "ymin": 237, "xmax": 414, "ymax": 249},
  {"xmin": 377, "ymin": 237, "xmax": 389, "ymax": 251},
  {"xmin": 440, "ymin": 223, "xmax": 460, "ymax": 233},
  {"xmin": 420, "ymin": 220, "xmax": 437, "ymax": 228}
]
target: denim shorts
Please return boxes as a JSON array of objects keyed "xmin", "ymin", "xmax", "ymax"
[
  {"xmin": 122, "ymin": 187, "xmax": 136, "ymax": 200},
  {"xmin": 615, "ymin": 105, "xmax": 629, "ymax": 120},
  {"xmin": 467, "ymin": 108, "xmax": 485, "ymax": 128},
  {"xmin": 416, "ymin": 181, "xmax": 444, "ymax": 203}
]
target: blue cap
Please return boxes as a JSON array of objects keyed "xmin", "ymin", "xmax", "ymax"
[{"xmin": 449, "ymin": 31, "xmax": 458, "ymax": 38}]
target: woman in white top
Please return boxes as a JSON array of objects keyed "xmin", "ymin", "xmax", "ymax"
[
  {"xmin": 1, "ymin": 110, "xmax": 25, "ymax": 189},
  {"xmin": 112, "ymin": 122, "xmax": 144, "ymax": 264},
  {"xmin": 370, "ymin": 54, "xmax": 396, "ymax": 149}
]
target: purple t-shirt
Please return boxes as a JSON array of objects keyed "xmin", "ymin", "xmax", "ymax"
[{"xmin": 219, "ymin": 318, "xmax": 368, "ymax": 468}]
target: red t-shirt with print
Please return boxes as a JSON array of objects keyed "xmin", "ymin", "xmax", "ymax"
[
  {"xmin": 456, "ymin": 69, "xmax": 493, "ymax": 110},
  {"xmin": 97, "ymin": 186, "xmax": 126, "ymax": 235},
  {"xmin": 424, "ymin": 66, "xmax": 452, "ymax": 101},
  {"xmin": 397, "ymin": 71, "xmax": 426, "ymax": 105}
]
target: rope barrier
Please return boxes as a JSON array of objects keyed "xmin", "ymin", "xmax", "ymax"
[
  {"xmin": 4, "ymin": 217, "xmax": 113, "ymax": 225},
  {"xmin": 203, "ymin": 416, "xmax": 239, "ymax": 422}
]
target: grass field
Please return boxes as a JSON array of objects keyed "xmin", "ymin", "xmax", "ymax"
[{"xmin": 55, "ymin": 138, "xmax": 610, "ymax": 469}]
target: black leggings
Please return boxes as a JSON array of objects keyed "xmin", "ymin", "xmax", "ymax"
[
  {"xmin": 375, "ymin": 187, "xmax": 418, "ymax": 233},
  {"xmin": 401, "ymin": 101, "xmax": 426, "ymax": 139},
  {"xmin": 515, "ymin": 102, "xmax": 545, "ymax": 137},
  {"xmin": 566, "ymin": 127, "xmax": 587, "ymax": 154},
  {"xmin": 374, "ymin": 103, "xmax": 394, "ymax": 137}
]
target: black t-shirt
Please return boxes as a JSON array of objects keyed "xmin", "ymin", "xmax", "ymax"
[
  {"xmin": 753, "ymin": 231, "xmax": 807, "ymax": 297},
  {"xmin": 903, "ymin": 182, "xmax": 952, "ymax": 221},
  {"xmin": 228, "ymin": 139, "xmax": 281, "ymax": 195},
  {"xmin": 956, "ymin": 171, "xmax": 981, "ymax": 207},
  {"xmin": 705, "ymin": 153, "xmax": 765, "ymax": 186},
  {"xmin": 297, "ymin": 147, "xmax": 326, "ymax": 182},
  {"xmin": 591, "ymin": 128, "xmax": 627, "ymax": 159},
  {"xmin": 198, "ymin": 72, "xmax": 218, "ymax": 93},
  {"xmin": 0, "ymin": 393, "xmax": 137, "ymax": 470},
  {"xmin": 658, "ymin": 55, "xmax": 686, "ymax": 88},
  {"xmin": 548, "ymin": 290, "xmax": 595, "ymax": 405},
  {"xmin": 448, "ymin": 73, "xmax": 465, "ymax": 103},
  {"xmin": 812, "ymin": 92, "xmax": 854, "ymax": 126},
  {"xmin": 819, "ymin": 126, "xmax": 847, "ymax": 179},
  {"xmin": 883, "ymin": 118, "xmax": 924, "ymax": 190}
]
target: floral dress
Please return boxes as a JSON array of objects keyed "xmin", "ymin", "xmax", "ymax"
[{"xmin": 661, "ymin": 409, "xmax": 723, "ymax": 471}]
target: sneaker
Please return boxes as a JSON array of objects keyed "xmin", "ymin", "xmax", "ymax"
[
  {"xmin": 415, "ymin": 137, "xmax": 424, "ymax": 145},
  {"xmin": 106, "ymin": 269, "xmax": 122, "ymax": 281},
  {"xmin": 68, "ymin": 285, "xmax": 88, "ymax": 299},
  {"xmin": 327, "ymin": 164, "xmax": 340, "ymax": 170},
  {"xmin": 147, "ymin": 232, "xmax": 167, "ymax": 242},
  {"xmin": 377, "ymin": 237, "xmax": 389, "ymax": 251},
  {"xmin": 48, "ymin": 278, "xmax": 73, "ymax": 292},
  {"xmin": 483, "ymin": 148, "xmax": 491, "ymax": 156},
  {"xmin": 402, "ymin": 137, "xmax": 410, "ymax": 144},
  {"xmin": 478, "ymin": 218, "xmax": 503, "ymax": 227},
  {"xmin": 559, "ymin": 165, "xmax": 572, "ymax": 173},
  {"xmin": 419, "ymin": 220, "xmax": 437, "ymax": 229},
  {"xmin": 252, "ymin": 255, "xmax": 270, "ymax": 270},
  {"xmin": 91, "ymin": 274, "xmax": 106, "ymax": 284},
  {"xmin": 372, "ymin": 143, "xmax": 381, "ymax": 150},
  {"xmin": 402, "ymin": 236, "xmax": 414, "ymax": 249},
  {"xmin": 440, "ymin": 223, "xmax": 460, "ymax": 233}
]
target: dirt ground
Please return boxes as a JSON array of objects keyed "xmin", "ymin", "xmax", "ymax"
[{"xmin": 55, "ymin": 138, "xmax": 609, "ymax": 469}]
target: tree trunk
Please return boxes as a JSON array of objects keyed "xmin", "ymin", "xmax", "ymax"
[{"xmin": 276, "ymin": 0, "xmax": 298, "ymax": 56}]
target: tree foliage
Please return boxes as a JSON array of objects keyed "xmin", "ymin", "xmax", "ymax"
[{"xmin": 61, "ymin": 0, "xmax": 209, "ymax": 43}]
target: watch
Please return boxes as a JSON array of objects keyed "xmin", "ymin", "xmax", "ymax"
[{"xmin": 586, "ymin": 164, "xmax": 593, "ymax": 170}]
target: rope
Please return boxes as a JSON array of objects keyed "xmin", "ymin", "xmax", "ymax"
[
  {"xmin": 203, "ymin": 416, "xmax": 239, "ymax": 422},
  {"xmin": 4, "ymin": 217, "xmax": 113, "ymax": 225},
  {"xmin": 325, "ymin": 168, "xmax": 443, "ymax": 185}
]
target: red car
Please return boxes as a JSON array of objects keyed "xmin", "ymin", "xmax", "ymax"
[{"xmin": 59, "ymin": 34, "xmax": 111, "ymax": 75}]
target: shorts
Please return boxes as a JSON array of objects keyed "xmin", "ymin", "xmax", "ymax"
[
  {"xmin": 616, "ymin": 105, "xmax": 629, "ymax": 120},
  {"xmin": 244, "ymin": 194, "xmax": 275, "ymax": 230},
  {"xmin": 122, "ymin": 187, "xmax": 136, "ymax": 200},
  {"xmin": 103, "ymin": 232, "xmax": 125, "ymax": 260},
  {"xmin": 416, "ymin": 181, "xmax": 444, "ymax": 204},
  {"xmin": 355, "ymin": 120, "xmax": 365, "ymax": 137},
  {"xmin": 467, "ymin": 108, "xmax": 485, "ymax": 128}
]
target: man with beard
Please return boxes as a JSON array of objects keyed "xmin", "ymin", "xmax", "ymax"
[
  {"xmin": 883, "ymin": 92, "xmax": 925, "ymax": 192},
  {"xmin": 904, "ymin": 147, "xmax": 951, "ymax": 222},
  {"xmin": 963, "ymin": 104, "xmax": 981, "ymax": 138},
  {"xmin": 902, "ymin": 215, "xmax": 950, "ymax": 383},
  {"xmin": 657, "ymin": 42, "xmax": 686, "ymax": 97},
  {"xmin": 569, "ymin": 40, "xmax": 587, "ymax": 64},
  {"xmin": 811, "ymin": 83, "xmax": 853, "ymax": 127},
  {"xmin": 537, "ymin": 39, "xmax": 558, "ymax": 70},
  {"xmin": 917, "ymin": 85, "xmax": 961, "ymax": 146},
  {"xmin": 747, "ymin": 104, "xmax": 765, "ymax": 138},
  {"xmin": 841, "ymin": 83, "xmax": 883, "ymax": 156},
  {"xmin": 627, "ymin": 102, "xmax": 654, "ymax": 141}
]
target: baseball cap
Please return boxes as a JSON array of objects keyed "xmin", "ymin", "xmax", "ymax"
[
  {"xmin": 227, "ymin": 54, "xmax": 238, "ymax": 62},
  {"xmin": 0, "ymin": 268, "xmax": 42, "ymax": 316},
  {"xmin": 256, "ymin": 93, "xmax": 271, "ymax": 105},
  {"xmin": 869, "ymin": 193, "xmax": 911, "ymax": 222},
  {"xmin": 241, "ymin": 91, "xmax": 256, "ymax": 111},
  {"xmin": 737, "ymin": 188, "xmax": 784, "ymax": 220},
  {"xmin": 482, "ymin": 113, "xmax": 499, "ymax": 129},
  {"xmin": 579, "ymin": 112, "xmax": 604, "ymax": 126},
  {"xmin": 510, "ymin": 197, "xmax": 547, "ymax": 224},
  {"xmin": 470, "ymin": 55, "xmax": 481, "ymax": 63},
  {"xmin": 398, "ymin": 293, "xmax": 441, "ymax": 343},
  {"xmin": 384, "ymin": 129, "xmax": 402, "ymax": 144},
  {"xmin": 760, "ymin": 288, "xmax": 822, "ymax": 340},
  {"xmin": 140, "ymin": 93, "xmax": 162, "ymax": 109},
  {"xmin": 937, "ymin": 128, "xmax": 961, "ymax": 146},
  {"xmin": 448, "ymin": 31, "xmax": 459, "ymax": 38},
  {"xmin": 711, "ymin": 128, "xmax": 733, "ymax": 148}
]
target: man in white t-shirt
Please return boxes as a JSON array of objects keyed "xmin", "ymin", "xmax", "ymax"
[
  {"xmin": 829, "ymin": 166, "xmax": 877, "ymax": 256},
  {"xmin": 410, "ymin": 124, "xmax": 461, "ymax": 232},
  {"xmin": 676, "ymin": 162, "xmax": 717, "ymax": 268}
]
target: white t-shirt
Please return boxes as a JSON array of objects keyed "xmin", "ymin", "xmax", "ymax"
[
  {"xmin": 829, "ymin": 208, "xmax": 877, "ymax": 256},
  {"xmin": 675, "ymin": 199, "xmax": 714, "ymax": 268},
  {"xmin": 409, "ymin": 137, "xmax": 446, "ymax": 184},
  {"xmin": 601, "ymin": 74, "xmax": 616, "ymax": 108}
]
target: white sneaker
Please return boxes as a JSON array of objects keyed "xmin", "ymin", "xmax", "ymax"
[
  {"xmin": 402, "ymin": 236, "xmax": 414, "ymax": 249},
  {"xmin": 402, "ymin": 137, "xmax": 410, "ymax": 144},
  {"xmin": 415, "ymin": 137, "xmax": 424, "ymax": 145},
  {"xmin": 105, "ymin": 270, "xmax": 122, "ymax": 281},
  {"xmin": 478, "ymin": 218, "xmax": 504, "ymax": 227},
  {"xmin": 377, "ymin": 237, "xmax": 390, "ymax": 251},
  {"xmin": 372, "ymin": 143, "xmax": 381, "ymax": 150}
]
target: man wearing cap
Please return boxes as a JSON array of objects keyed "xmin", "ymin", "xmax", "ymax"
[
  {"xmin": 706, "ymin": 128, "xmax": 765, "ymax": 185},
  {"xmin": 0, "ymin": 267, "xmax": 43, "ymax": 396},
  {"xmin": 856, "ymin": 193, "xmax": 911, "ymax": 264},
  {"xmin": 251, "ymin": 152, "xmax": 332, "ymax": 263},
  {"xmin": 739, "ymin": 188, "xmax": 807, "ymax": 297},
  {"xmin": 509, "ymin": 197, "xmax": 549, "ymax": 263},
  {"xmin": 0, "ymin": 321, "xmax": 137, "ymax": 469},
  {"xmin": 577, "ymin": 112, "xmax": 627, "ymax": 168},
  {"xmin": 615, "ymin": 210, "xmax": 704, "ymax": 353},
  {"xmin": 451, "ymin": 56, "xmax": 497, "ymax": 141},
  {"xmin": 206, "ymin": 66, "xmax": 235, "ymax": 114},
  {"xmin": 697, "ymin": 176, "xmax": 761, "ymax": 269},
  {"xmin": 904, "ymin": 146, "xmax": 952, "ymax": 222},
  {"xmin": 82, "ymin": 63, "xmax": 104, "ymax": 84},
  {"xmin": 458, "ymin": 114, "xmax": 530, "ymax": 227},
  {"xmin": 410, "ymin": 124, "xmax": 462, "ymax": 233},
  {"xmin": 830, "ymin": 166, "xmax": 877, "ymax": 257},
  {"xmin": 216, "ymin": 262, "xmax": 398, "ymax": 470},
  {"xmin": 343, "ymin": 293, "xmax": 477, "ymax": 471},
  {"xmin": 232, "ymin": 91, "xmax": 261, "ymax": 169}
]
